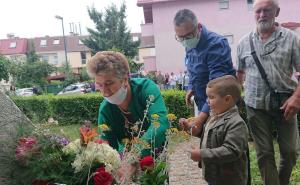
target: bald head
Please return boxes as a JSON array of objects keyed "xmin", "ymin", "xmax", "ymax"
[{"xmin": 253, "ymin": 0, "xmax": 279, "ymax": 8}]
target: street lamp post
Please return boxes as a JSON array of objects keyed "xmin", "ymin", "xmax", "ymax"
[{"xmin": 55, "ymin": 15, "xmax": 68, "ymax": 63}]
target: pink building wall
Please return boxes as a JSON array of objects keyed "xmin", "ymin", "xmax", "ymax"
[{"xmin": 139, "ymin": 0, "xmax": 300, "ymax": 73}]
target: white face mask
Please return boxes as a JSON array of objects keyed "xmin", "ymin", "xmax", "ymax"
[
  {"xmin": 104, "ymin": 85, "xmax": 127, "ymax": 105},
  {"xmin": 180, "ymin": 33, "xmax": 201, "ymax": 49}
]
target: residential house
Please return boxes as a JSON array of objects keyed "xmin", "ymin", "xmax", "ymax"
[
  {"xmin": 137, "ymin": 0, "xmax": 300, "ymax": 73},
  {"xmin": 31, "ymin": 35, "xmax": 92, "ymax": 74},
  {"xmin": 0, "ymin": 35, "xmax": 28, "ymax": 91}
]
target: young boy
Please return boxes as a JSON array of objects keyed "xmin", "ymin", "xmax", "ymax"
[{"xmin": 189, "ymin": 75, "xmax": 248, "ymax": 185}]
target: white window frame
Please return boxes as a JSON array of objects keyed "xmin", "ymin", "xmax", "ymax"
[
  {"xmin": 41, "ymin": 55, "xmax": 49, "ymax": 62},
  {"xmin": 9, "ymin": 42, "xmax": 17, "ymax": 48},
  {"xmin": 53, "ymin": 54, "xmax": 58, "ymax": 65},
  {"xmin": 132, "ymin": 36, "xmax": 139, "ymax": 42},
  {"xmin": 53, "ymin": 39, "xmax": 60, "ymax": 45},
  {"xmin": 40, "ymin": 39, "xmax": 47, "ymax": 47},
  {"xmin": 219, "ymin": 0, "xmax": 229, "ymax": 10}
]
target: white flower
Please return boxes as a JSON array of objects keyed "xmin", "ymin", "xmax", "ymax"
[
  {"xmin": 62, "ymin": 139, "xmax": 81, "ymax": 155},
  {"xmin": 71, "ymin": 142, "xmax": 121, "ymax": 173}
]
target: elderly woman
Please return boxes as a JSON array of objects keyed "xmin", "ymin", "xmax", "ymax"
[{"xmin": 87, "ymin": 51, "xmax": 169, "ymax": 158}]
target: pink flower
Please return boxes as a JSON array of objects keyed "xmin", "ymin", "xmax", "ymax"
[{"xmin": 15, "ymin": 137, "xmax": 37, "ymax": 159}]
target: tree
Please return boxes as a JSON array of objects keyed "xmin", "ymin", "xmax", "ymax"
[
  {"xmin": 8, "ymin": 45, "xmax": 56, "ymax": 89},
  {"xmin": 59, "ymin": 61, "xmax": 79, "ymax": 87},
  {"xmin": 0, "ymin": 55, "xmax": 10, "ymax": 82},
  {"xmin": 26, "ymin": 41, "xmax": 40, "ymax": 63},
  {"xmin": 82, "ymin": 2, "xmax": 140, "ymax": 61}
]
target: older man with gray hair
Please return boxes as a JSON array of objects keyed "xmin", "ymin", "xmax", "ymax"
[
  {"xmin": 237, "ymin": 0, "xmax": 300, "ymax": 185},
  {"xmin": 174, "ymin": 9, "xmax": 236, "ymax": 136}
]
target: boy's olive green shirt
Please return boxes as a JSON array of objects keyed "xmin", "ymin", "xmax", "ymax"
[{"xmin": 98, "ymin": 78, "xmax": 169, "ymax": 157}]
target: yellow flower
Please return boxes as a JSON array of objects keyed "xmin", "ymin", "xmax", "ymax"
[
  {"xmin": 151, "ymin": 114, "xmax": 159, "ymax": 120},
  {"xmin": 167, "ymin": 114, "xmax": 177, "ymax": 121},
  {"xmin": 122, "ymin": 138, "xmax": 130, "ymax": 145},
  {"xmin": 152, "ymin": 121, "xmax": 160, "ymax": 128},
  {"xmin": 99, "ymin": 124, "xmax": 109, "ymax": 131},
  {"xmin": 170, "ymin": 128, "xmax": 179, "ymax": 133}
]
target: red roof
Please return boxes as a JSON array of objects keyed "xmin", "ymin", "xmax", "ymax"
[
  {"xmin": 30, "ymin": 35, "xmax": 90, "ymax": 53},
  {"xmin": 0, "ymin": 38, "xmax": 28, "ymax": 55}
]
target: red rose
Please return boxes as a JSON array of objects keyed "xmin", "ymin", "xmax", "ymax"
[
  {"xmin": 32, "ymin": 180, "xmax": 56, "ymax": 185},
  {"xmin": 140, "ymin": 156, "xmax": 154, "ymax": 171},
  {"xmin": 93, "ymin": 167, "xmax": 113, "ymax": 185}
]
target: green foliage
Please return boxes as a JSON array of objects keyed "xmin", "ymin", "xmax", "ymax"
[
  {"xmin": 50, "ymin": 94, "xmax": 102, "ymax": 124},
  {"xmin": 26, "ymin": 41, "xmax": 40, "ymax": 63},
  {"xmin": 0, "ymin": 55, "xmax": 10, "ymax": 81},
  {"xmin": 82, "ymin": 2, "xmax": 140, "ymax": 59},
  {"xmin": 80, "ymin": 67, "xmax": 91, "ymax": 82},
  {"xmin": 12, "ymin": 95, "xmax": 54, "ymax": 123},
  {"xmin": 7, "ymin": 41, "xmax": 55, "ymax": 89},
  {"xmin": 139, "ymin": 162, "xmax": 168, "ymax": 185},
  {"xmin": 9, "ymin": 60, "xmax": 56, "ymax": 89},
  {"xmin": 162, "ymin": 90, "xmax": 193, "ymax": 118},
  {"xmin": 12, "ymin": 90, "xmax": 193, "ymax": 125},
  {"xmin": 12, "ymin": 93, "xmax": 103, "ymax": 124},
  {"xmin": 249, "ymin": 142, "xmax": 300, "ymax": 185},
  {"xmin": 59, "ymin": 61, "xmax": 80, "ymax": 87}
]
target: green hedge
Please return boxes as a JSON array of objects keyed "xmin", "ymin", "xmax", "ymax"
[{"xmin": 12, "ymin": 90, "xmax": 193, "ymax": 125}]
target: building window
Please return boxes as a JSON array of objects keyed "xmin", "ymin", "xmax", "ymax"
[
  {"xmin": 132, "ymin": 36, "xmax": 139, "ymax": 42},
  {"xmin": 41, "ymin": 55, "xmax": 49, "ymax": 62},
  {"xmin": 219, "ymin": 0, "xmax": 229, "ymax": 10},
  {"xmin": 81, "ymin": 52, "xmax": 87, "ymax": 64},
  {"xmin": 9, "ymin": 42, "xmax": 17, "ymax": 48},
  {"xmin": 53, "ymin": 39, "xmax": 60, "ymax": 45},
  {"xmin": 40, "ymin": 39, "xmax": 47, "ymax": 47},
  {"xmin": 247, "ymin": 0, "xmax": 253, "ymax": 10},
  {"xmin": 224, "ymin": 34, "xmax": 234, "ymax": 44},
  {"xmin": 78, "ymin": 40, "xmax": 83, "ymax": 45},
  {"xmin": 53, "ymin": 54, "xmax": 58, "ymax": 65}
]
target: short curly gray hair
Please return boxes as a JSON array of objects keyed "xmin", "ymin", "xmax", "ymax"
[{"xmin": 87, "ymin": 51, "xmax": 130, "ymax": 79}]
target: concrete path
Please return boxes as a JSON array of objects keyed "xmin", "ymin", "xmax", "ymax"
[{"xmin": 168, "ymin": 137, "xmax": 207, "ymax": 185}]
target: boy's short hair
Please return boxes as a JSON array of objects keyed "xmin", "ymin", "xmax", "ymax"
[{"xmin": 207, "ymin": 75, "xmax": 241, "ymax": 102}]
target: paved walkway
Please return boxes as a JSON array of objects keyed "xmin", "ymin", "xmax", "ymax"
[{"xmin": 168, "ymin": 137, "xmax": 207, "ymax": 185}]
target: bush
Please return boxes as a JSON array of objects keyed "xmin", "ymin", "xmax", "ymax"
[
  {"xmin": 12, "ymin": 95, "xmax": 54, "ymax": 122},
  {"xmin": 161, "ymin": 90, "xmax": 193, "ymax": 119},
  {"xmin": 12, "ymin": 90, "xmax": 193, "ymax": 125}
]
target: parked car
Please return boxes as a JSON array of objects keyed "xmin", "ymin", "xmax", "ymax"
[
  {"xmin": 16, "ymin": 88, "xmax": 34, "ymax": 96},
  {"xmin": 57, "ymin": 83, "xmax": 91, "ymax": 95}
]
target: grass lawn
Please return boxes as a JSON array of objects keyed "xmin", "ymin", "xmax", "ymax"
[
  {"xmin": 249, "ymin": 142, "xmax": 300, "ymax": 185},
  {"xmin": 50, "ymin": 124, "xmax": 300, "ymax": 184}
]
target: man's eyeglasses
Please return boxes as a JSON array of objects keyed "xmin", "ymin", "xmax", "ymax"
[
  {"xmin": 260, "ymin": 32, "xmax": 282, "ymax": 56},
  {"xmin": 175, "ymin": 28, "xmax": 198, "ymax": 42}
]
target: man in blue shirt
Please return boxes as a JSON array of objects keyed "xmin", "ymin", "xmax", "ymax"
[{"xmin": 174, "ymin": 9, "xmax": 235, "ymax": 136}]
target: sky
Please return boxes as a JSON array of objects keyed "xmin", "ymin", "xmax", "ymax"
[{"xmin": 0, "ymin": 0, "xmax": 144, "ymax": 39}]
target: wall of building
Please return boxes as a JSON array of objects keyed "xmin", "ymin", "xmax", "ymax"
[
  {"xmin": 149, "ymin": 0, "xmax": 300, "ymax": 73},
  {"xmin": 139, "ymin": 47, "xmax": 156, "ymax": 64}
]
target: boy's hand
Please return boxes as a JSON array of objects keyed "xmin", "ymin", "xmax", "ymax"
[{"xmin": 188, "ymin": 145, "xmax": 201, "ymax": 162}]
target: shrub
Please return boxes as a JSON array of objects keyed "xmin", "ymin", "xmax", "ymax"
[{"xmin": 12, "ymin": 91, "xmax": 194, "ymax": 125}]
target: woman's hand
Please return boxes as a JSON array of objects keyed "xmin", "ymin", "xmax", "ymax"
[{"xmin": 116, "ymin": 163, "xmax": 138, "ymax": 184}]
